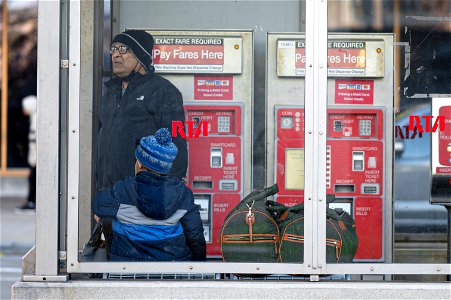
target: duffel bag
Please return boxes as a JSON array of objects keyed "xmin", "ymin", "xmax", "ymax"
[
  {"xmin": 220, "ymin": 184, "xmax": 280, "ymax": 262},
  {"xmin": 274, "ymin": 201, "xmax": 358, "ymax": 263},
  {"xmin": 327, "ymin": 207, "xmax": 358, "ymax": 262}
]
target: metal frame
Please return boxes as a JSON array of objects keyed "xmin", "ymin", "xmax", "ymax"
[
  {"xmin": 30, "ymin": 0, "xmax": 68, "ymax": 281},
  {"xmin": 59, "ymin": 0, "xmax": 451, "ymax": 276},
  {"xmin": 304, "ymin": 0, "xmax": 328, "ymax": 272},
  {"xmin": 66, "ymin": 0, "xmax": 82, "ymax": 272}
]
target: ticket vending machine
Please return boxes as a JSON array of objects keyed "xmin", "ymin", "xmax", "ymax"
[
  {"xmin": 267, "ymin": 33, "xmax": 394, "ymax": 262},
  {"xmin": 430, "ymin": 97, "xmax": 451, "ymax": 205},
  {"xmin": 148, "ymin": 30, "xmax": 253, "ymax": 257},
  {"xmin": 430, "ymin": 97, "xmax": 451, "ymax": 269}
]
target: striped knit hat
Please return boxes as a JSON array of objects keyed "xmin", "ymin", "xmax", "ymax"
[{"xmin": 135, "ymin": 128, "xmax": 178, "ymax": 175}]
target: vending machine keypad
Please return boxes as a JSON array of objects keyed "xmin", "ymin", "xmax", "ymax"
[
  {"xmin": 218, "ymin": 116, "xmax": 231, "ymax": 133},
  {"xmin": 359, "ymin": 120, "xmax": 372, "ymax": 136}
]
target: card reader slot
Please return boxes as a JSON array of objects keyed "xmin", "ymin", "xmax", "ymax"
[{"xmin": 334, "ymin": 184, "xmax": 355, "ymax": 193}]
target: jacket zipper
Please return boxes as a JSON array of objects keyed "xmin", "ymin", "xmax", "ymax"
[{"xmin": 106, "ymin": 85, "xmax": 128, "ymax": 180}]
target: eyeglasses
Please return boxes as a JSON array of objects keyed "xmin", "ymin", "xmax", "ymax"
[{"xmin": 110, "ymin": 45, "xmax": 129, "ymax": 55}]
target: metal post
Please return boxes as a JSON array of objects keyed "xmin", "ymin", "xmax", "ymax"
[{"xmin": 22, "ymin": 0, "xmax": 69, "ymax": 282}]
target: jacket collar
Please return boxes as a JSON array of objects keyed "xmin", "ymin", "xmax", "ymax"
[{"xmin": 105, "ymin": 71, "xmax": 154, "ymax": 88}]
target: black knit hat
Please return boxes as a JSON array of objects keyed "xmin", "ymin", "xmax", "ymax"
[{"xmin": 112, "ymin": 30, "xmax": 154, "ymax": 71}]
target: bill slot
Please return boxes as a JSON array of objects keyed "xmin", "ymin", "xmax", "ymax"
[
  {"xmin": 193, "ymin": 194, "xmax": 211, "ymax": 222},
  {"xmin": 328, "ymin": 198, "xmax": 353, "ymax": 216}
]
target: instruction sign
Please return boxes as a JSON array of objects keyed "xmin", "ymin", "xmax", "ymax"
[
  {"xmin": 194, "ymin": 75, "xmax": 233, "ymax": 100},
  {"xmin": 152, "ymin": 35, "xmax": 243, "ymax": 74},
  {"xmin": 335, "ymin": 79, "xmax": 374, "ymax": 104},
  {"xmin": 277, "ymin": 39, "xmax": 385, "ymax": 78}
]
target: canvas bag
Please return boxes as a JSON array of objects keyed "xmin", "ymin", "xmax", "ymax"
[
  {"xmin": 220, "ymin": 184, "xmax": 280, "ymax": 262},
  {"xmin": 274, "ymin": 200, "xmax": 358, "ymax": 263}
]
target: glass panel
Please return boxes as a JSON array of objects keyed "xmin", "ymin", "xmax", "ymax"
[
  {"xmin": 327, "ymin": 0, "xmax": 450, "ymax": 279},
  {"xmin": 267, "ymin": 33, "xmax": 307, "ymax": 266},
  {"xmin": 83, "ymin": 0, "xmax": 307, "ymax": 269},
  {"xmin": 4, "ymin": 2, "xmax": 37, "ymax": 169}
]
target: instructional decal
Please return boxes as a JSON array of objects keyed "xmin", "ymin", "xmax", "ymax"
[
  {"xmin": 335, "ymin": 80, "xmax": 374, "ymax": 104},
  {"xmin": 194, "ymin": 75, "xmax": 233, "ymax": 100},
  {"xmin": 152, "ymin": 36, "xmax": 243, "ymax": 74}
]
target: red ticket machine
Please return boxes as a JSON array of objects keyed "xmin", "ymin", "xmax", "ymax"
[
  {"xmin": 275, "ymin": 107, "xmax": 385, "ymax": 260},
  {"xmin": 326, "ymin": 108, "xmax": 385, "ymax": 260},
  {"xmin": 431, "ymin": 97, "xmax": 451, "ymax": 205},
  {"xmin": 268, "ymin": 33, "xmax": 394, "ymax": 263},
  {"xmin": 184, "ymin": 104, "xmax": 243, "ymax": 256},
  {"xmin": 149, "ymin": 30, "xmax": 253, "ymax": 257}
]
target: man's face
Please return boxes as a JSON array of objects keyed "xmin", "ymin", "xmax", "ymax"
[{"xmin": 111, "ymin": 42, "xmax": 138, "ymax": 78}]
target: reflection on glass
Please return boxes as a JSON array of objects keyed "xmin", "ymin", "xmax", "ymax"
[{"xmin": 328, "ymin": 0, "xmax": 450, "ymax": 273}]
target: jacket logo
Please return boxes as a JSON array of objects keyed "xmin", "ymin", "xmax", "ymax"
[{"xmin": 136, "ymin": 95, "xmax": 145, "ymax": 101}]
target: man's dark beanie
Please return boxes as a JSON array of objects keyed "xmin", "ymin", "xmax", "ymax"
[{"xmin": 112, "ymin": 30, "xmax": 154, "ymax": 71}]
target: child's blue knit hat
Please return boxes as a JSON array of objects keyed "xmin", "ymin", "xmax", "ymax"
[{"xmin": 135, "ymin": 128, "xmax": 178, "ymax": 174}]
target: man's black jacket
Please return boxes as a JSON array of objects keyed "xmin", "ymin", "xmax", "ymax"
[{"xmin": 96, "ymin": 72, "xmax": 187, "ymax": 190}]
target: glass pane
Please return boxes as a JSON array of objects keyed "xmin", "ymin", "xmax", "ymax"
[
  {"xmin": 4, "ymin": 2, "xmax": 37, "ymax": 169},
  {"xmin": 83, "ymin": 0, "xmax": 308, "ymax": 268},
  {"xmin": 326, "ymin": 0, "xmax": 450, "ymax": 278},
  {"xmin": 267, "ymin": 33, "xmax": 307, "ymax": 265}
]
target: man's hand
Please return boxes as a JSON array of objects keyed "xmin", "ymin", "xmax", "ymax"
[{"xmin": 94, "ymin": 214, "xmax": 100, "ymax": 222}]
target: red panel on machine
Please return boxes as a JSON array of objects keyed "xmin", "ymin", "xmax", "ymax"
[
  {"xmin": 209, "ymin": 194, "xmax": 241, "ymax": 256},
  {"xmin": 184, "ymin": 105, "xmax": 242, "ymax": 257},
  {"xmin": 438, "ymin": 105, "xmax": 451, "ymax": 167},
  {"xmin": 353, "ymin": 197, "xmax": 383, "ymax": 260},
  {"xmin": 327, "ymin": 140, "xmax": 384, "ymax": 197},
  {"xmin": 327, "ymin": 109, "xmax": 383, "ymax": 139}
]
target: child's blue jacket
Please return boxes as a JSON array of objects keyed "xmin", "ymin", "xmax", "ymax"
[{"xmin": 92, "ymin": 171, "xmax": 206, "ymax": 261}]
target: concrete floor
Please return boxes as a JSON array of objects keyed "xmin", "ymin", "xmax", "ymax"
[{"xmin": 0, "ymin": 176, "xmax": 35, "ymax": 300}]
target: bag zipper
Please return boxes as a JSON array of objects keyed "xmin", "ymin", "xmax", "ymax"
[
  {"xmin": 326, "ymin": 238, "xmax": 342, "ymax": 261},
  {"xmin": 283, "ymin": 234, "xmax": 304, "ymax": 242},
  {"xmin": 222, "ymin": 234, "xmax": 279, "ymax": 254},
  {"xmin": 281, "ymin": 234, "xmax": 342, "ymax": 262}
]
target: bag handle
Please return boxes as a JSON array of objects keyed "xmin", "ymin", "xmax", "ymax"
[
  {"xmin": 265, "ymin": 200, "xmax": 289, "ymax": 220},
  {"xmin": 326, "ymin": 207, "xmax": 340, "ymax": 220},
  {"xmin": 242, "ymin": 183, "xmax": 279, "ymax": 205}
]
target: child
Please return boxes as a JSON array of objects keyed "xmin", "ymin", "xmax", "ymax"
[{"xmin": 92, "ymin": 128, "xmax": 206, "ymax": 261}]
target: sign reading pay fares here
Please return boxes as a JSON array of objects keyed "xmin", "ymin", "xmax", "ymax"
[
  {"xmin": 277, "ymin": 39, "xmax": 385, "ymax": 77},
  {"xmin": 152, "ymin": 36, "xmax": 243, "ymax": 74}
]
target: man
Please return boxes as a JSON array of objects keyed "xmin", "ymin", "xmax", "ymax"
[{"xmin": 97, "ymin": 30, "xmax": 187, "ymax": 191}]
